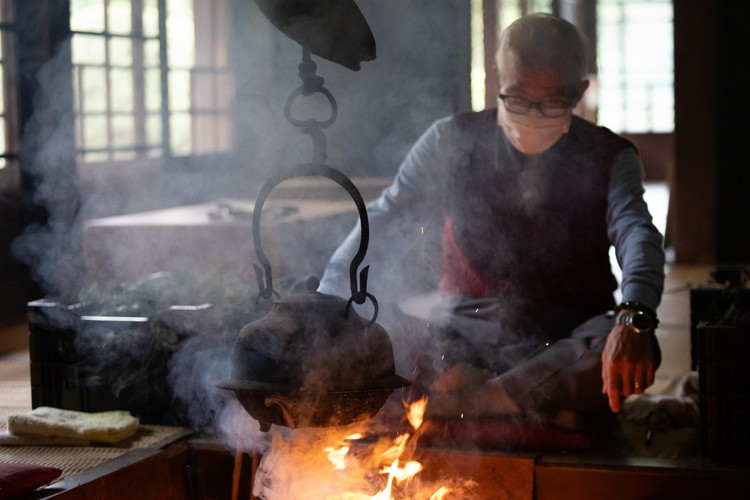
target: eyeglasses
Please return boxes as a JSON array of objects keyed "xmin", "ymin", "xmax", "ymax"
[{"xmin": 498, "ymin": 94, "xmax": 572, "ymax": 118}]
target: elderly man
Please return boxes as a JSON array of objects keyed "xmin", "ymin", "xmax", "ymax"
[{"xmin": 319, "ymin": 13, "xmax": 664, "ymax": 423}]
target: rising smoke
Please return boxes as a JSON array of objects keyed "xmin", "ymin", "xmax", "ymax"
[
  {"xmin": 11, "ymin": 38, "xmax": 82, "ymax": 301},
  {"xmin": 12, "ymin": 1, "xmax": 478, "ymax": 455}
]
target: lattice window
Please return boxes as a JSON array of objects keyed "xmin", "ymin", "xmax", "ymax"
[
  {"xmin": 70, "ymin": 0, "xmax": 233, "ymax": 164},
  {"xmin": 596, "ymin": 0, "xmax": 673, "ymax": 132}
]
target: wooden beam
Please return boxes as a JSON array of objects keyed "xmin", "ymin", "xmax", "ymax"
[{"xmin": 672, "ymin": 0, "xmax": 718, "ymax": 263}]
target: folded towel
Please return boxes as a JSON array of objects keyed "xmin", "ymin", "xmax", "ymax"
[
  {"xmin": 0, "ymin": 430, "xmax": 91, "ymax": 446},
  {"xmin": 6, "ymin": 407, "xmax": 139, "ymax": 444},
  {"xmin": 623, "ymin": 371, "xmax": 700, "ymax": 429}
]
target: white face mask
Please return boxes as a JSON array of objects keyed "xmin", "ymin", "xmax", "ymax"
[{"xmin": 497, "ymin": 104, "xmax": 572, "ymax": 155}]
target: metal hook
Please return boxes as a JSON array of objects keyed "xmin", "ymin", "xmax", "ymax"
[
  {"xmin": 283, "ymin": 48, "xmax": 339, "ymax": 165},
  {"xmin": 252, "ymin": 164, "xmax": 373, "ymax": 307}
]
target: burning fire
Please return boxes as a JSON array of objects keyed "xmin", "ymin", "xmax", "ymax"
[
  {"xmin": 318, "ymin": 397, "xmax": 458, "ymax": 500},
  {"xmin": 407, "ymin": 398, "xmax": 428, "ymax": 430},
  {"xmin": 251, "ymin": 396, "xmax": 475, "ymax": 499},
  {"xmin": 325, "ymin": 433, "xmax": 362, "ymax": 470}
]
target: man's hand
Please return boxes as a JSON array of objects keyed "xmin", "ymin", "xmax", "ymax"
[
  {"xmin": 429, "ymin": 363, "xmax": 492, "ymax": 391},
  {"xmin": 601, "ymin": 323, "xmax": 659, "ymax": 413},
  {"xmin": 426, "ymin": 363, "xmax": 519, "ymax": 417}
]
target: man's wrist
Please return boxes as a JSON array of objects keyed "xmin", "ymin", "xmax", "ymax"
[{"xmin": 615, "ymin": 301, "xmax": 659, "ymax": 332}]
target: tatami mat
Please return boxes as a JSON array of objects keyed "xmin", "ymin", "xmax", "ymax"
[{"xmin": 0, "ymin": 383, "xmax": 193, "ymax": 481}]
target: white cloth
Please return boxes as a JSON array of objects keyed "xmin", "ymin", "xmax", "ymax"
[{"xmin": 6, "ymin": 407, "xmax": 139, "ymax": 444}]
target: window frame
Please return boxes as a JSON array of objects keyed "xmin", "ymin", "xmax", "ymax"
[
  {"xmin": 0, "ymin": 0, "xmax": 20, "ymax": 190},
  {"xmin": 70, "ymin": 0, "xmax": 233, "ymax": 166}
]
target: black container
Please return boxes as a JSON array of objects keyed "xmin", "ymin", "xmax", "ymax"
[
  {"xmin": 691, "ymin": 276, "xmax": 750, "ymax": 463},
  {"xmin": 28, "ymin": 299, "xmax": 214, "ymax": 425},
  {"xmin": 690, "ymin": 286, "xmax": 750, "ymax": 369},
  {"xmin": 696, "ymin": 323, "xmax": 750, "ymax": 463}
]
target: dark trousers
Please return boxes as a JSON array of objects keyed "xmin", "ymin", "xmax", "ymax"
[{"xmin": 392, "ymin": 296, "xmax": 624, "ymax": 420}]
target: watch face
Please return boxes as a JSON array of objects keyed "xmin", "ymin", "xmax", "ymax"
[
  {"xmin": 630, "ymin": 311, "xmax": 652, "ymax": 331},
  {"xmin": 617, "ymin": 310, "xmax": 653, "ymax": 331}
]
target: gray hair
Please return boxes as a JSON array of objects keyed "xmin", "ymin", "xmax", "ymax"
[{"xmin": 496, "ymin": 13, "xmax": 589, "ymax": 84}]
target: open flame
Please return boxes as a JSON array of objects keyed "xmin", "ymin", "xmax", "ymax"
[
  {"xmin": 325, "ymin": 444, "xmax": 350, "ymax": 470},
  {"xmin": 325, "ymin": 433, "xmax": 364, "ymax": 470},
  {"xmin": 251, "ymin": 396, "xmax": 475, "ymax": 499},
  {"xmin": 318, "ymin": 397, "xmax": 458, "ymax": 500},
  {"xmin": 406, "ymin": 397, "xmax": 428, "ymax": 430}
]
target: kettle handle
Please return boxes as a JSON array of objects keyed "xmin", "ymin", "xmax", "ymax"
[{"xmin": 252, "ymin": 163, "xmax": 375, "ymax": 309}]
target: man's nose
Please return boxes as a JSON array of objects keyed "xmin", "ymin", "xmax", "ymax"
[{"xmin": 528, "ymin": 103, "xmax": 547, "ymax": 117}]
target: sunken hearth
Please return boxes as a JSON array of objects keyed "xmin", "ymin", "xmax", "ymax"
[{"xmin": 34, "ymin": 435, "xmax": 746, "ymax": 500}]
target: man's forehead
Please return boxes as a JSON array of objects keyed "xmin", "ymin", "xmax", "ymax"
[
  {"xmin": 500, "ymin": 69, "xmax": 571, "ymax": 97},
  {"xmin": 498, "ymin": 57, "xmax": 580, "ymax": 95},
  {"xmin": 498, "ymin": 51, "xmax": 579, "ymax": 89}
]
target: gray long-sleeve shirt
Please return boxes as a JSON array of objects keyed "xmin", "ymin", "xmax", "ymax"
[{"xmin": 320, "ymin": 110, "xmax": 665, "ymax": 321}]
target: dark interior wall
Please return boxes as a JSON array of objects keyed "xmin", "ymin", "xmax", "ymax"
[
  {"xmin": 326, "ymin": 0, "xmax": 472, "ymax": 177},
  {"xmin": 621, "ymin": 133, "xmax": 674, "ymax": 183},
  {"xmin": 714, "ymin": 4, "xmax": 750, "ymax": 264},
  {"xmin": 673, "ymin": 0, "xmax": 750, "ymax": 264},
  {"xmin": 233, "ymin": 0, "xmax": 472, "ymax": 180},
  {"xmin": 0, "ymin": 191, "xmax": 31, "ymax": 322}
]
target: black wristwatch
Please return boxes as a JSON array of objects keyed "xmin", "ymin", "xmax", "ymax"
[{"xmin": 615, "ymin": 301, "xmax": 658, "ymax": 332}]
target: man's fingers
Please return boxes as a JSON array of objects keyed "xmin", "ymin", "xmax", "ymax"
[
  {"xmin": 633, "ymin": 362, "xmax": 656, "ymax": 394},
  {"xmin": 607, "ymin": 386, "xmax": 622, "ymax": 413},
  {"xmin": 646, "ymin": 362, "xmax": 655, "ymax": 388},
  {"xmin": 602, "ymin": 364, "xmax": 622, "ymax": 413},
  {"xmin": 620, "ymin": 364, "xmax": 635, "ymax": 396},
  {"xmin": 601, "ymin": 322, "xmax": 660, "ymax": 413},
  {"xmin": 633, "ymin": 364, "xmax": 645, "ymax": 394},
  {"xmin": 602, "ymin": 362, "xmax": 610, "ymax": 394}
]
